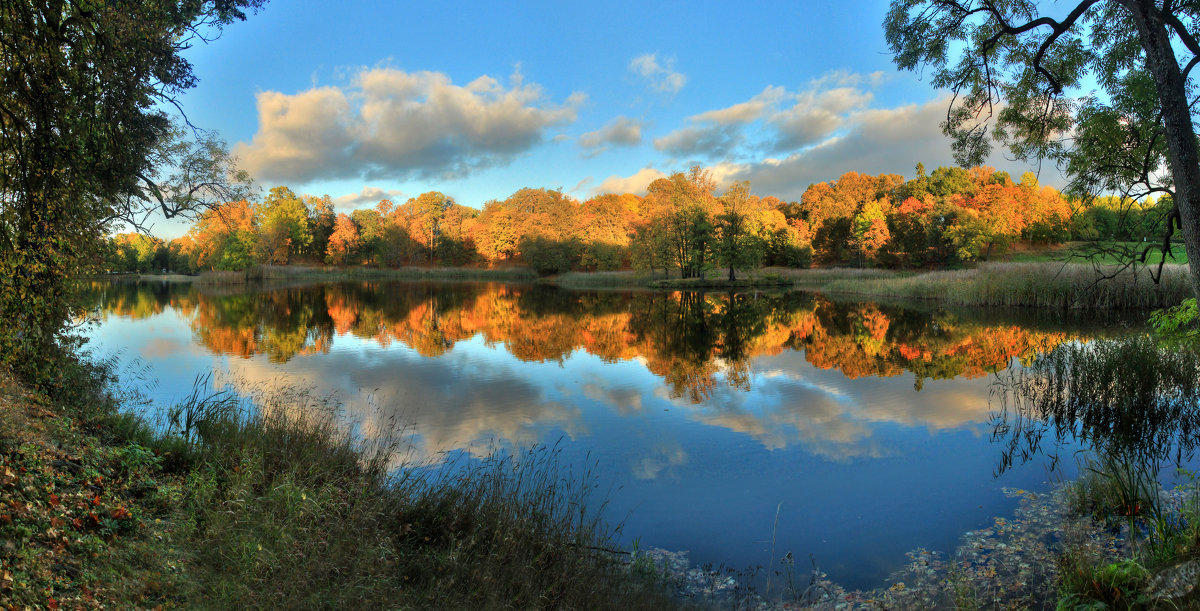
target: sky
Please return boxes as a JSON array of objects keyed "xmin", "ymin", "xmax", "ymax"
[{"xmin": 157, "ymin": 0, "xmax": 1053, "ymax": 238}]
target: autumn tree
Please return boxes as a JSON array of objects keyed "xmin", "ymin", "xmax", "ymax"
[
  {"xmin": 475, "ymin": 201, "xmax": 521, "ymax": 263},
  {"xmin": 184, "ymin": 199, "xmax": 257, "ymax": 271},
  {"xmin": 885, "ymin": 0, "xmax": 1200, "ymax": 297},
  {"xmin": 405, "ymin": 191, "xmax": 452, "ymax": 261},
  {"xmin": 350, "ymin": 207, "xmax": 385, "ymax": 265},
  {"xmin": 852, "ymin": 200, "xmax": 891, "ymax": 266},
  {"xmin": 325, "ymin": 213, "xmax": 360, "ymax": 265}
]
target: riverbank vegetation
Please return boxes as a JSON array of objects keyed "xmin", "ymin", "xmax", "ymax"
[
  {"xmin": 107, "ymin": 163, "xmax": 1184, "ymax": 282},
  {"xmin": 0, "ymin": 358, "xmax": 675, "ymax": 608},
  {"xmin": 986, "ymin": 329, "xmax": 1200, "ymax": 608},
  {"xmin": 819, "ymin": 262, "xmax": 1193, "ymax": 310}
]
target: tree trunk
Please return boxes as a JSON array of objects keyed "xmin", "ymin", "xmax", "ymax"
[
  {"xmin": 728, "ymin": 264, "xmax": 736, "ymax": 282},
  {"xmin": 1126, "ymin": 0, "xmax": 1200, "ymax": 302}
]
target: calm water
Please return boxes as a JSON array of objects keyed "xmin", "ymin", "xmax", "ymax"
[{"xmin": 80, "ymin": 279, "xmax": 1141, "ymax": 590}]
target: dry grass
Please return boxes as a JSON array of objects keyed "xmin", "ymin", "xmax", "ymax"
[{"xmin": 821, "ymin": 262, "xmax": 1192, "ymax": 309}]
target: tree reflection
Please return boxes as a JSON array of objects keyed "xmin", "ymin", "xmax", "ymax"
[{"xmin": 83, "ymin": 280, "xmax": 1094, "ymax": 400}]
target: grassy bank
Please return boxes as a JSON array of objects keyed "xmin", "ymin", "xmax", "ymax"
[
  {"xmin": 1002, "ymin": 240, "xmax": 1191, "ymax": 266},
  {"xmin": 820, "ymin": 262, "xmax": 1193, "ymax": 309},
  {"xmin": 0, "ymin": 359, "xmax": 674, "ymax": 609},
  {"xmin": 150, "ymin": 260, "xmax": 1195, "ymax": 312}
]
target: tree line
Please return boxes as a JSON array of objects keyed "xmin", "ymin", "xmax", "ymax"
[{"xmin": 105, "ymin": 164, "xmax": 1172, "ymax": 277}]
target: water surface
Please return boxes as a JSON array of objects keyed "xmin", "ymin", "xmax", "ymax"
[{"xmin": 82, "ymin": 279, "xmax": 1140, "ymax": 589}]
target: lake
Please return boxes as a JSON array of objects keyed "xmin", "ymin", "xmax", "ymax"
[{"xmin": 80, "ymin": 279, "xmax": 1144, "ymax": 590}]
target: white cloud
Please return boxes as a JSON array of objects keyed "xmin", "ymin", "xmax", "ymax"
[
  {"xmin": 234, "ymin": 67, "xmax": 584, "ymax": 184},
  {"xmin": 591, "ymin": 167, "xmax": 667, "ymax": 195},
  {"xmin": 653, "ymin": 124, "xmax": 743, "ymax": 158},
  {"xmin": 714, "ymin": 95, "xmax": 1051, "ymax": 200},
  {"xmin": 767, "ymin": 86, "xmax": 873, "ymax": 152},
  {"xmin": 578, "ymin": 116, "xmax": 644, "ymax": 157},
  {"xmin": 692, "ymin": 86, "xmax": 786, "ymax": 124},
  {"xmin": 629, "ymin": 53, "xmax": 686, "ymax": 94},
  {"xmin": 333, "ymin": 186, "xmax": 406, "ymax": 210},
  {"xmin": 652, "ymin": 80, "xmax": 874, "ymax": 160},
  {"xmin": 646, "ymin": 71, "xmax": 1058, "ymax": 197}
]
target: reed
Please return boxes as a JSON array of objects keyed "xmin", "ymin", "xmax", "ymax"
[
  {"xmin": 250, "ymin": 263, "xmax": 538, "ymax": 282},
  {"xmin": 822, "ymin": 262, "xmax": 1192, "ymax": 309}
]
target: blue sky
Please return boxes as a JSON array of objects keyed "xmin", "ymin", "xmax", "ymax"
[{"xmin": 160, "ymin": 0, "xmax": 1047, "ymax": 237}]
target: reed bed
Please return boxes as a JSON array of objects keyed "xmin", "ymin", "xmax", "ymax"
[
  {"xmin": 555, "ymin": 270, "xmax": 661, "ymax": 287},
  {"xmin": 821, "ymin": 262, "xmax": 1192, "ymax": 309},
  {"xmin": 763, "ymin": 266, "xmax": 902, "ymax": 289},
  {"xmin": 195, "ymin": 270, "xmax": 248, "ymax": 285},
  {"xmin": 248, "ymin": 264, "xmax": 538, "ymax": 282}
]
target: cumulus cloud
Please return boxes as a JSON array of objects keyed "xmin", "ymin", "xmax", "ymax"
[
  {"xmin": 629, "ymin": 53, "xmax": 686, "ymax": 94},
  {"xmin": 234, "ymin": 67, "xmax": 584, "ymax": 184},
  {"xmin": 767, "ymin": 86, "xmax": 872, "ymax": 152},
  {"xmin": 333, "ymin": 186, "xmax": 406, "ymax": 210},
  {"xmin": 578, "ymin": 116, "xmax": 644, "ymax": 157},
  {"xmin": 591, "ymin": 167, "xmax": 667, "ymax": 195},
  {"xmin": 646, "ymin": 72, "xmax": 1055, "ymax": 198},
  {"xmin": 653, "ymin": 123, "xmax": 743, "ymax": 158},
  {"xmin": 652, "ymin": 81, "xmax": 874, "ymax": 160},
  {"xmin": 713, "ymin": 95, "xmax": 1050, "ymax": 200},
  {"xmin": 693, "ymin": 86, "xmax": 787, "ymax": 125}
]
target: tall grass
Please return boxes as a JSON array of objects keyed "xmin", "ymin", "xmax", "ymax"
[
  {"xmin": 823, "ymin": 262, "xmax": 1192, "ymax": 309},
  {"xmin": 146, "ymin": 378, "xmax": 674, "ymax": 609},
  {"xmin": 766, "ymin": 266, "xmax": 901, "ymax": 289},
  {"xmin": 250, "ymin": 264, "xmax": 537, "ymax": 282},
  {"xmin": 555, "ymin": 270, "xmax": 660, "ymax": 287},
  {"xmin": 195, "ymin": 270, "xmax": 248, "ymax": 285}
]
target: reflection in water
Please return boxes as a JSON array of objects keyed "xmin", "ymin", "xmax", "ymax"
[
  {"xmin": 86, "ymin": 280, "xmax": 1091, "ymax": 399},
  {"xmin": 82, "ymin": 279, "xmax": 1139, "ymax": 591},
  {"xmin": 992, "ymin": 335, "xmax": 1200, "ymax": 474}
]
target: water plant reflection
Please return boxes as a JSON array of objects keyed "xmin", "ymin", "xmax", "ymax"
[{"xmin": 992, "ymin": 336, "xmax": 1200, "ymax": 475}]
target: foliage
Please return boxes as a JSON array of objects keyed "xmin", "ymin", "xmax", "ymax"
[
  {"xmin": 0, "ymin": 0, "xmax": 261, "ymax": 385},
  {"xmin": 884, "ymin": 0, "xmax": 1200, "ymax": 299},
  {"xmin": 1149, "ymin": 297, "xmax": 1200, "ymax": 344},
  {"xmin": 325, "ymin": 213, "xmax": 360, "ymax": 265},
  {"xmin": 255, "ymin": 186, "xmax": 311, "ymax": 264},
  {"xmin": 1057, "ymin": 559, "xmax": 1152, "ymax": 611}
]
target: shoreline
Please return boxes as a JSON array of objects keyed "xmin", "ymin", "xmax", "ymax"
[{"xmin": 102, "ymin": 260, "xmax": 1194, "ymax": 310}]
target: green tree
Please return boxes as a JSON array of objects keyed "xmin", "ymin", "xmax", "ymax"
[
  {"xmin": 305, "ymin": 195, "xmax": 336, "ymax": 259},
  {"xmin": 0, "ymin": 0, "xmax": 262, "ymax": 383},
  {"xmin": 643, "ymin": 167, "xmax": 719, "ymax": 279},
  {"xmin": 852, "ymin": 200, "xmax": 891, "ymax": 266},
  {"xmin": 255, "ymin": 186, "xmax": 311, "ymax": 264},
  {"xmin": 713, "ymin": 182, "xmax": 764, "ymax": 281},
  {"xmin": 885, "ymin": 0, "xmax": 1200, "ymax": 297}
]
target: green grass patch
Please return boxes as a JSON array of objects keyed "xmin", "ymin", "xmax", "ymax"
[{"xmin": 1002, "ymin": 241, "xmax": 1190, "ymax": 266}]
